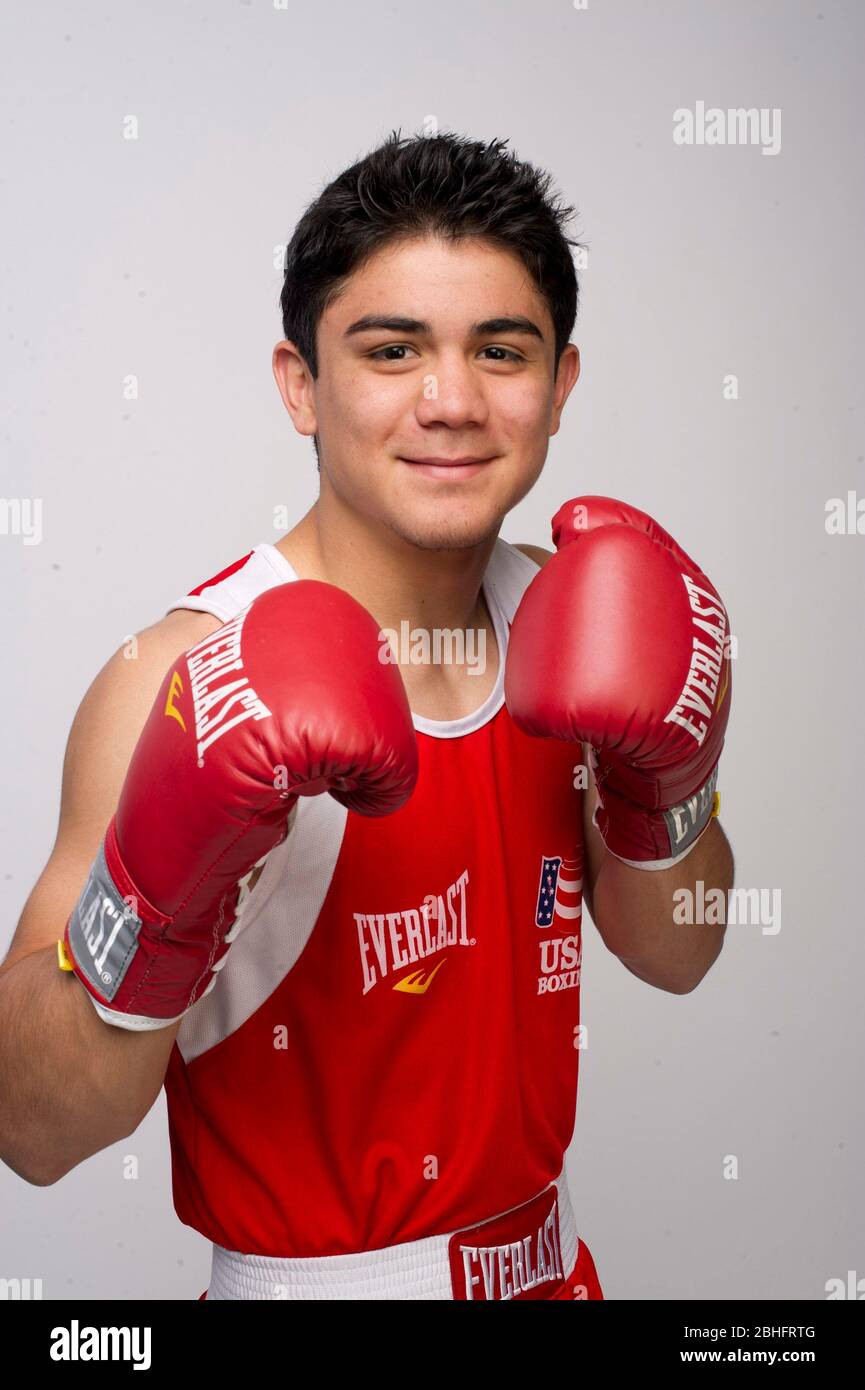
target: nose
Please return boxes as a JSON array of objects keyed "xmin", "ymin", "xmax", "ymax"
[{"xmin": 413, "ymin": 353, "xmax": 491, "ymax": 430}]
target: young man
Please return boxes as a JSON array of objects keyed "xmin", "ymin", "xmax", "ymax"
[{"xmin": 0, "ymin": 132, "xmax": 733, "ymax": 1301}]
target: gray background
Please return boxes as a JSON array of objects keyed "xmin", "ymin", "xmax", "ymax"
[{"xmin": 1, "ymin": 0, "xmax": 862, "ymax": 1300}]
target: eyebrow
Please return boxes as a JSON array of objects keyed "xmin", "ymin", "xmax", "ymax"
[{"xmin": 343, "ymin": 314, "xmax": 545, "ymax": 342}]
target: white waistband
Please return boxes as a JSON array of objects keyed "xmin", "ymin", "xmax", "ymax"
[{"xmin": 206, "ymin": 1169, "xmax": 579, "ymax": 1300}]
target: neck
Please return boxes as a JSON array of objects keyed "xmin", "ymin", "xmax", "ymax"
[
  {"xmin": 273, "ymin": 491, "xmax": 501, "ymax": 719},
  {"xmin": 275, "ymin": 494, "xmax": 497, "ymax": 637}
]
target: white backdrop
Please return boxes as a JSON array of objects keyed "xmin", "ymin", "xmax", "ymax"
[{"xmin": 1, "ymin": 0, "xmax": 862, "ymax": 1300}]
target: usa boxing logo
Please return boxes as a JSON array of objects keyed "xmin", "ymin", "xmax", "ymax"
[
  {"xmin": 534, "ymin": 855, "xmax": 581, "ymax": 929},
  {"xmin": 534, "ymin": 855, "xmax": 582, "ymax": 996}
]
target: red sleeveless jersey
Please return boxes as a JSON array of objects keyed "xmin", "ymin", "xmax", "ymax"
[{"xmin": 163, "ymin": 539, "xmax": 593, "ymax": 1271}]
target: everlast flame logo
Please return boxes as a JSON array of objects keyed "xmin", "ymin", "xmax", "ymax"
[
  {"xmin": 182, "ymin": 609, "xmax": 272, "ymax": 765},
  {"xmin": 393, "ymin": 961, "xmax": 447, "ymax": 994},
  {"xmin": 665, "ymin": 575, "xmax": 729, "ymax": 746},
  {"xmin": 356, "ymin": 870, "xmax": 470, "ymax": 995},
  {"xmin": 164, "ymin": 671, "xmax": 187, "ymax": 732},
  {"xmin": 537, "ymin": 933, "xmax": 581, "ymax": 995}
]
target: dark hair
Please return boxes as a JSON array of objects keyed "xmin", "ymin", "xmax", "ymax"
[{"xmin": 279, "ymin": 129, "xmax": 583, "ymax": 459}]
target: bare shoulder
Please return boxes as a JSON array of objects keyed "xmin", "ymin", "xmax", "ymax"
[
  {"xmin": 513, "ymin": 542, "xmax": 554, "ymax": 569},
  {"xmin": 148, "ymin": 606, "xmax": 225, "ymax": 650},
  {"xmin": 77, "ymin": 607, "xmax": 225, "ymax": 733},
  {"xmin": 36, "ymin": 604, "xmax": 222, "ymax": 842}
]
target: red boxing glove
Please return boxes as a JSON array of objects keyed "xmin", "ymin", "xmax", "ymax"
[
  {"xmin": 505, "ymin": 497, "xmax": 731, "ymax": 867},
  {"xmin": 63, "ymin": 581, "xmax": 418, "ymax": 1028}
]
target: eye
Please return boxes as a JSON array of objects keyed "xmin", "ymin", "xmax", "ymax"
[
  {"xmin": 480, "ymin": 346, "xmax": 524, "ymax": 363},
  {"xmin": 369, "ymin": 344, "xmax": 417, "ymax": 361}
]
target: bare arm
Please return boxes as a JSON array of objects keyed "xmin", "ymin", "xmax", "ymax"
[
  {"xmin": 581, "ymin": 752, "xmax": 733, "ymax": 993},
  {"xmin": 0, "ymin": 608, "xmax": 222, "ymax": 1185}
]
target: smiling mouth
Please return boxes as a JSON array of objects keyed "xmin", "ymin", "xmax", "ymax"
[{"xmin": 399, "ymin": 456, "xmax": 496, "ymax": 477}]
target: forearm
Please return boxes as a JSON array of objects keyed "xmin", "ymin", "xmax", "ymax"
[
  {"xmin": 0, "ymin": 947, "xmax": 178, "ymax": 1184},
  {"xmin": 591, "ymin": 818, "xmax": 734, "ymax": 993}
]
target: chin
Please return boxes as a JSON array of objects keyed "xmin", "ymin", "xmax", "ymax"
[{"xmin": 388, "ymin": 507, "xmax": 505, "ymax": 553}]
